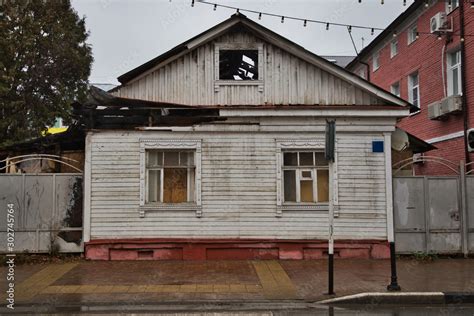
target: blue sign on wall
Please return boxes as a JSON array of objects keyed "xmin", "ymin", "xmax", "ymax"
[{"xmin": 372, "ymin": 140, "xmax": 384, "ymax": 153}]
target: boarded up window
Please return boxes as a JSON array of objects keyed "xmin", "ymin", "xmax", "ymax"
[
  {"xmin": 146, "ymin": 150, "xmax": 195, "ymax": 203},
  {"xmin": 282, "ymin": 151, "xmax": 329, "ymax": 204},
  {"xmin": 219, "ymin": 50, "xmax": 258, "ymax": 80}
]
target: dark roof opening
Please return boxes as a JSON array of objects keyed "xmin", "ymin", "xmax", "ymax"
[{"xmin": 219, "ymin": 49, "xmax": 258, "ymax": 80}]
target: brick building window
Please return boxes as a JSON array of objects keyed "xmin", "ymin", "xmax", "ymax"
[
  {"xmin": 390, "ymin": 40, "xmax": 398, "ymax": 58},
  {"xmin": 372, "ymin": 52, "xmax": 380, "ymax": 71},
  {"xmin": 408, "ymin": 72, "xmax": 420, "ymax": 109},
  {"xmin": 408, "ymin": 24, "xmax": 418, "ymax": 45},
  {"xmin": 446, "ymin": 0, "xmax": 459, "ymax": 13},
  {"xmin": 447, "ymin": 50, "xmax": 462, "ymax": 96},
  {"xmin": 391, "ymin": 82, "xmax": 400, "ymax": 97}
]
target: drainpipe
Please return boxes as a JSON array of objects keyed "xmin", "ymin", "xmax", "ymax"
[{"xmin": 460, "ymin": 1, "xmax": 471, "ymax": 167}]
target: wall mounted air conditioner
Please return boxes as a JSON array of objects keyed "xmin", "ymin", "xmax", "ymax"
[
  {"xmin": 428, "ymin": 95, "xmax": 462, "ymax": 120},
  {"xmin": 468, "ymin": 128, "xmax": 474, "ymax": 153},
  {"xmin": 440, "ymin": 95, "xmax": 462, "ymax": 115},
  {"xmin": 428, "ymin": 101, "xmax": 442, "ymax": 120},
  {"xmin": 430, "ymin": 12, "xmax": 448, "ymax": 33}
]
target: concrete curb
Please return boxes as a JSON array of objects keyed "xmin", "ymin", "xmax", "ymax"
[
  {"xmin": 0, "ymin": 300, "xmax": 322, "ymax": 314},
  {"xmin": 317, "ymin": 292, "xmax": 474, "ymax": 305}
]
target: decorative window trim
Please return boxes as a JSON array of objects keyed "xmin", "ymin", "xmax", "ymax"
[
  {"xmin": 214, "ymin": 42, "xmax": 264, "ymax": 92},
  {"xmin": 139, "ymin": 139, "xmax": 202, "ymax": 218},
  {"xmin": 275, "ymin": 139, "xmax": 339, "ymax": 217}
]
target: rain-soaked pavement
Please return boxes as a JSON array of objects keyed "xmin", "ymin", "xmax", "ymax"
[{"xmin": 1, "ymin": 258, "xmax": 473, "ymax": 313}]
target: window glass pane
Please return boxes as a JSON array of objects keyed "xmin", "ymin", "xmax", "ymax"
[
  {"xmin": 163, "ymin": 168, "xmax": 187, "ymax": 203},
  {"xmin": 283, "ymin": 152, "xmax": 298, "ymax": 166},
  {"xmin": 164, "ymin": 152, "xmax": 179, "ymax": 166},
  {"xmin": 147, "ymin": 151, "xmax": 163, "ymax": 167},
  {"xmin": 300, "ymin": 180, "xmax": 313, "ymax": 202},
  {"xmin": 317, "ymin": 170, "xmax": 329, "ymax": 202},
  {"xmin": 299, "ymin": 152, "xmax": 314, "ymax": 166},
  {"xmin": 180, "ymin": 152, "xmax": 188, "ymax": 166},
  {"xmin": 301, "ymin": 170, "xmax": 312, "ymax": 178},
  {"xmin": 453, "ymin": 68, "xmax": 459, "ymax": 95},
  {"xmin": 284, "ymin": 170, "xmax": 296, "ymax": 202},
  {"xmin": 219, "ymin": 50, "xmax": 258, "ymax": 80},
  {"xmin": 188, "ymin": 168, "xmax": 195, "ymax": 202},
  {"xmin": 147, "ymin": 169, "xmax": 161, "ymax": 203},
  {"xmin": 314, "ymin": 152, "xmax": 327, "ymax": 166}
]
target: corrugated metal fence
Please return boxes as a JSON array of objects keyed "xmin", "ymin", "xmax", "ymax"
[
  {"xmin": 393, "ymin": 175, "xmax": 474, "ymax": 255},
  {"xmin": 0, "ymin": 174, "xmax": 83, "ymax": 253}
]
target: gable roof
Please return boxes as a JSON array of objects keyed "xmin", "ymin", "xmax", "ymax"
[{"xmin": 115, "ymin": 13, "xmax": 411, "ymax": 108}]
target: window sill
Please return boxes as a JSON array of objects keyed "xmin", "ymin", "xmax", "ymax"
[
  {"xmin": 139, "ymin": 204, "xmax": 202, "ymax": 217},
  {"xmin": 214, "ymin": 80, "xmax": 264, "ymax": 92},
  {"xmin": 276, "ymin": 204, "xmax": 331, "ymax": 216}
]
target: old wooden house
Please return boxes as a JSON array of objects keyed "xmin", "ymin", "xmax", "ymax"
[{"xmin": 83, "ymin": 14, "xmax": 411, "ymax": 260}]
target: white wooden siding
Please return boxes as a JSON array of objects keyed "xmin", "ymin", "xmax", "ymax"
[
  {"xmin": 113, "ymin": 31, "xmax": 378, "ymax": 106},
  {"xmin": 89, "ymin": 120, "xmax": 390, "ymax": 241}
]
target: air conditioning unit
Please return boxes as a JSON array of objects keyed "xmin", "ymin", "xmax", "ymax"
[
  {"xmin": 468, "ymin": 128, "xmax": 474, "ymax": 153},
  {"xmin": 413, "ymin": 153, "xmax": 424, "ymax": 164},
  {"xmin": 430, "ymin": 12, "xmax": 448, "ymax": 33},
  {"xmin": 428, "ymin": 95, "xmax": 462, "ymax": 120},
  {"xmin": 428, "ymin": 101, "xmax": 442, "ymax": 120},
  {"xmin": 440, "ymin": 95, "xmax": 462, "ymax": 115}
]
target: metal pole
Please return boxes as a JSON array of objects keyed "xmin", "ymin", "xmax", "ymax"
[
  {"xmin": 460, "ymin": 160, "xmax": 469, "ymax": 258},
  {"xmin": 327, "ymin": 160, "xmax": 335, "ymax": 295},
  {"xmin": 387, "ymin": 241, "xmax": 401, "ymax": 291},
  {"xmin": 385, "ymin": 133, "xmax": 401, "ymax": 292}
]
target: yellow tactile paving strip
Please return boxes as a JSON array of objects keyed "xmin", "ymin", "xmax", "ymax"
[
  {"xmin": 40, "ymin": 283, "xmax": 262, "ymax": 294},
  {"xmin": 6, "ymin": 260, "xmax": 297, "ymax": 302},
  {"xmin": 3, "ymin": 263, "xmax": 78, "ymax": 302},
  {"xmin": 252, "ymin": 261, "xmax": 297, "ymax": 300}
]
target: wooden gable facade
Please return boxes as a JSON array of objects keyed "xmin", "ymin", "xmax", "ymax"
[
  {"xmin": 112, "ymin": 14, "xmax": 403, "ymax": 107},
  {"xmin": 84, "ymin": 14, "xmax": 410, "ymax": 261}
]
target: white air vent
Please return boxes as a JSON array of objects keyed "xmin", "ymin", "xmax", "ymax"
[{"xmin": 430, "ymin": 12, "xmax": 448, "ymax": 33}]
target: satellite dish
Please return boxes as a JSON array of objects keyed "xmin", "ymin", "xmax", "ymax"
[{"xmin": 392, "ymin": 128, "xmax": 410, "ymax": 151}]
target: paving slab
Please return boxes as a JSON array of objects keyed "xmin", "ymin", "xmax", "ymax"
[{"xmin": 1, "ymin": 257, "xmax": 473, "ymax": 311}]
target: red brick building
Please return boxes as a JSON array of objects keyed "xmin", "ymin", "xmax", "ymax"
[{"xmin": 347, "ymin": 0, "xmax": 474, "ymax": 175}]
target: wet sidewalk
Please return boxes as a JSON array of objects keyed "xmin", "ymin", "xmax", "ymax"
[{"xmin": 1, "ymin": 258, "xmax": 474, "ymax": 309}]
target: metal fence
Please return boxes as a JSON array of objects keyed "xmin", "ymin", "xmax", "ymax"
[
  {"xmin": 393, "ymin": 161, "xmax": 473, "ymax": 255},
  {"xmin": 0, "ymin": 174, "xmax": 83, "ymax": 253}
]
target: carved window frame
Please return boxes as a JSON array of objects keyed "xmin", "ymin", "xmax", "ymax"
[
  {"xmin": 139, "ymin": 139, "xmax": 202, "ymax": 218},
  {"xmin": 275, "ymin": 139, "xmax": 339, "ymax": 217},
  {"xmin": 214, "ymin": 42, "xmax": 264, "ymax": 92}
]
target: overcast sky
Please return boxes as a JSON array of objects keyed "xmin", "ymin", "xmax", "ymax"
[{"xmin": 71, "ymin": 0, "xmax": 415, "ymax": 85}]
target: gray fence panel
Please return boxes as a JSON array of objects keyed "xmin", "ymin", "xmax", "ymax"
[
  {"xmin": 394, "ymin": 176, "xmax": 464, "ymax": 254},
  {"xmin": 393, "ymin": 177, "xmax": 426, "ymax": 253},
  {"xmin": 0, "ymin": 176, "xmax": 23, "ymax": 232},
  {"xmin": 427, "ymin": 177, "xmax": 461, "ymax": 253},
  {"xmin": 0, "ymin": 174, "xmax": 82, "ymax": 253}
]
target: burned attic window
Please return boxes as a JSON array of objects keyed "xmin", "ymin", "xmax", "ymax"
[{"xmin": 219, "ymin": 50, "xmax": 258, "ymax": 80}]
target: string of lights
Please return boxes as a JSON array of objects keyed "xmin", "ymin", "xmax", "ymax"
[{"xmin": 185, "ymin": 0, "xmax": 474, "ymax": 39}]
